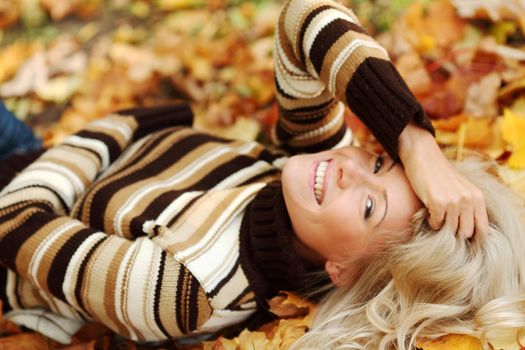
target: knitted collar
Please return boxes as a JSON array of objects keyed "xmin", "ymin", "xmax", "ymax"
[{"xmin": 239, "ymin": 181, "xmax": 320, "ymax": 304}]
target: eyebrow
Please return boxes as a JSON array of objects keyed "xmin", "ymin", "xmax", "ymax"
[{"xmin": 377, "ymin": 159, "xmax": 395, "ymax": 227}]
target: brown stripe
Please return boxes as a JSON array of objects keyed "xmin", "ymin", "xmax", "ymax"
[
  {"xmin": 297, "ymin": 5, "xmax": 332, "ymax": 65},
  {"xmin": 336, "ymin": 46, "xmax": 389, "ymax": 104},
  {"xmin": 41, "ymin": 152, "xmax": 91, "ymax": 188}
]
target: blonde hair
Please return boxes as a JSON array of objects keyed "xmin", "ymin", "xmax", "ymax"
[{"xmin": 293, "ymin": 158, "xmax": 525, "ymax": 350}]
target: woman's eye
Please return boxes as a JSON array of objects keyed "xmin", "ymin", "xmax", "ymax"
[
  {"xmin": 373, "ymin": 155, "xmax": 384, "ymax": 174},
  {"xmin": 365, "ymin": 196, "xmax": 375, "ymax": 219}
]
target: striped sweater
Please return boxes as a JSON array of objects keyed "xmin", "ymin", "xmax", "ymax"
[
  {"xmin": 0, "ymin": 0, "xmax": 434, "ymax": 344},
  {"xmin": 274, "ymin": 0, "xmax": 434, "ymax": 156}
]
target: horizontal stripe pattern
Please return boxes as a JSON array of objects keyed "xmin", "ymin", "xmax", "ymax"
[
  {"xmin": 0, "ymin": 109, "xmax": 282, "ymax": 342},
  {"xmin": 274, "ymin": 0, "xmax": 433, "ymax": 157}
]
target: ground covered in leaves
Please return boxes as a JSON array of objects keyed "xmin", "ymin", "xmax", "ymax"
[{"xmin": 1, "ymin": 0, "xmax": 525, "ymax": 349}]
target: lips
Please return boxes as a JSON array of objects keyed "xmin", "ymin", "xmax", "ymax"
[{"xmin": 314, "ymin": 160, "xmax": 330, "ymax": 204}]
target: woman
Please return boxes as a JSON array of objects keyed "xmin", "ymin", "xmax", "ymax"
[
  {"xmin": 0, "ymin": 0, "xmax": 492, "ymax": 346},
  {"xmin": 292, "ymin": 158, "xmax": 525, "ymax": 350}
]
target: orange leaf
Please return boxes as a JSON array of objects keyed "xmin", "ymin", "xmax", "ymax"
[
  {"xmin": 0, "ymin": 332, "xmax": 56, "ymax": 350},
  {"xmin": 268, "ymin": 292, "xmax": 310, "ymax": 319}
]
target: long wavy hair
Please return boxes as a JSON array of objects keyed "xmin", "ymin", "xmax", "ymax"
[{"xmin": 293, "ymin": 158, "xmax": 525, "ymax": 350}]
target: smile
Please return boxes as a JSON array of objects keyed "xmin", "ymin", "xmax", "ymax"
[{"xmin": 314, "ymin": 160, "xmax": 331, "ymax": 204}]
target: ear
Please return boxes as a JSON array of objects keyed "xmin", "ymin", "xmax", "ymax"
[
  {"xmin": 324, "ymin": 260, "xmax": 358, "ymax": 287},
  {"xmin": 324, "ymin": 260, "xmax": 344, "ymax": 287}
]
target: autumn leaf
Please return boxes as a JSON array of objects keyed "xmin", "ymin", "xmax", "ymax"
[
  {"xmin": 501, "ymin": 108, "xmax": 525, "ymax": 168},
  {"xmin": 0, "ymin": 332, "xmax": 57, "ymax": 350},
  {"xmin": 416, "ymin": 334, "xmax": 483, "ymax": 350}
]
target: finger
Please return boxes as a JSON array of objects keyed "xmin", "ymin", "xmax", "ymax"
[
  {"xmin": 427, "ymin": 207, "xmax": 445, "ymax": 230},
  {"xmin": 457, "ymin": 205, "xmax": 474, "ymax": 239},
  {"xmin": 474, "ymin": 200, "xmax": 489, "ymax": 238},
  {"xmin": 444, "ymin": 208, "xmax": 460, "ymax": 234}
]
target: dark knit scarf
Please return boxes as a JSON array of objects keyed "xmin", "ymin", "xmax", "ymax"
[{"xmin": 239, "ymin": 181, "xmax": 322, "ymax": 308}]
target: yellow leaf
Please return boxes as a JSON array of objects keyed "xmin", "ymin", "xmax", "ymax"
[
  {"xmin": 501, "ymin": 109, "xmax": 525, "ymax": 169},
  {"xmin": 508, "ymin": 144, "xmax": 525, "ymax": 169},
  {"xmin": 416, "ymin": 334, "xmax": 483, "ymax": 350},
  {"xmin": 502, "ymin": 109, "xmax": 525, "ymax": 147},
  {"xmin": 237, "ymin": 329, "xmax": 273, "ymax": 350}
]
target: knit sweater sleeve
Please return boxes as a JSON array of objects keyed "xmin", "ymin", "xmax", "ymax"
[
  {"xmin": 0, "ymin": 103, "xmax": 214, "ymax": 341},
  {"xmin": 273, "ymin": 0, "xmax": 434, "ymax": 157}
]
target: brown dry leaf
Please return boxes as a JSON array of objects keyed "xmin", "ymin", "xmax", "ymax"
[
  {"xmin": 452, "ymin": 0, "xmax": 525, "ymax": 33},
  {"xmin": 396, "ymin": 51, "xmax": 433, "ymax": 96},
  {"xmin": 41, "ymin": 0, "xmax": 77, "ymax": 20},
  {"xmin": 0, "ymin": 332, "xmax": 57, "ymax": 350},
  {"xmin": 268, "ymin": 292, "xmax": 311, "ymax": 320},
  {"xmin": 464, "ymin": 72, "xmax": 502, "ymax": 118},
  {"xmin": 0, "ymin": 0, "xmax": 20, "ymax": 28},
  {"xmin": 426, "ymin": 0, "xmax": 466, "ymax": 49},
  {"xmin": 499, "ymin": 75, "xmax": 525, "ymax": 106}
]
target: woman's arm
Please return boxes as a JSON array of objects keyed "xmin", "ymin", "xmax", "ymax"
[
  {"xmin": 273, "ymin": 0, "xmax": 434, "ymax": 156},
  {"xmin": 0, "ymin": 103, "xmax": 210, "ymax": 341},
  {"xmin": 274, "ymin": 0, "xmax": 488, "ymax": 237}
]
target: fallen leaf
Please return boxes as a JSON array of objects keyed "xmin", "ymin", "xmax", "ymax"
[
  {"xmin": 501, "ymin": 109, "xmax": 525, "ymax": 169},
  {"xmin": 237, "ymin": 329, "xmax": 273, "ymax": 350},
  {"xmin": 464, "ymin": 72, "xmax": 502, "ymax": 118},
  {"xmin": 417, "ymin": 334, "xmax": 483, "ymax": 350},
  {"xmin": 202, "ymin": 337, "xmax": 237, "ymax": 350},
  {"xmin": 268, "ymin": 293, "xmax": 311, "ymax": 320},
  {"xmin": 0, "ymin": 332, "xmax": 57, "ymax": 350}
]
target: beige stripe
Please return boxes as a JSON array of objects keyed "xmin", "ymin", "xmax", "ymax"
[
  {"xmin": 288, "ymin": 108, "xmax": 345, "ymax": 148},
  {"xmin": 17, "ymin": 275, "xmax": 47, "ymax": 308},
  {"xmin": 117, "ymin": 240, "xmax": 145, "ymax": 340},
  {"xmin": 142, "ymin": 247, "xmax": 166, "ymax": 340},
  {"xmin": 158, "ymin": 188, "xmax": 244, "ymax": 254},
  {"xmin": 103, "ymin": 239, "xmax": 132, "ymax": 339},
  {"xmin": 33, "ymin": 219, "xmax": 82, "ymax": 292},
  {"xmin": 44, "ymin": 147, "xmax": 98, "ymax": 182},
  {"xmin": 82, "ymin": 237, "xmax": 116, "ymax": 325},
  {"xmin": 76, "ymin": 128, "xmax": 195, "ymax": 231},
  {"xmin": 276, "ymin": 88, "xmax": 333, "ymax": 110},
  {"xmin": 320, "ymin": 31, "xmax": 387, "ymax": 86},
  {"xmin": 279, "ymin": 104, "xmax": 340, "ymax": 133},
  {"xmin": 106, "ymin": 138, "xmax": 244, "ymax": 237},
  {"xmin": 334, "ymin": 45, "xmax": 390, "ymax": 103},
  {"xmin": 158, "ymin": 254, "xmax": 183, "ymax": 336},
  {"xmin": 41, "ymin": 154, "xmax": 91, "ymax": 188},
  {"xmin": 60, "ymin": 143, "xmax": 102, "ymax": 170},
  {"xmin": 14, "ymin": 216, "xmax": 67, "ymax": 281},
  {"xmin": 84, "ymin": 124, "xmax": 128, "ymax": 150},
  {"xmin": 196, "ymin": 284, "xmax": 212, "ymax": 329},
  {"xmin": 278, "ymin": 8, "xmax": 304, "ymax": 72}
]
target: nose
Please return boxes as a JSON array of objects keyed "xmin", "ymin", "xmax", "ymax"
[{"xmin": 337, "ymin": 158, "xmax": 369, "ymax": 189}]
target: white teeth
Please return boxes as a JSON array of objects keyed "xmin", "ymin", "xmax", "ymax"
[{"xmin": 314, "ymin": 161, "xmax": 329, "ymax": 204}]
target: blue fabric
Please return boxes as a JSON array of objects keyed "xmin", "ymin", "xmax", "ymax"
[{"xmin": 0, "ymin": 102, "xmax": 42, "ymax": 160}]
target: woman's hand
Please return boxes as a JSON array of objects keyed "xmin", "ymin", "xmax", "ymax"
[{"xmin": 398, "ymin": 123, "xmax": 489, "ymax": 239}]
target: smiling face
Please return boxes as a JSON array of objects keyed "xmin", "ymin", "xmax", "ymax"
[{"xmin": 281, "ymin": 146, "xmax": 422, "ymax": 285}]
